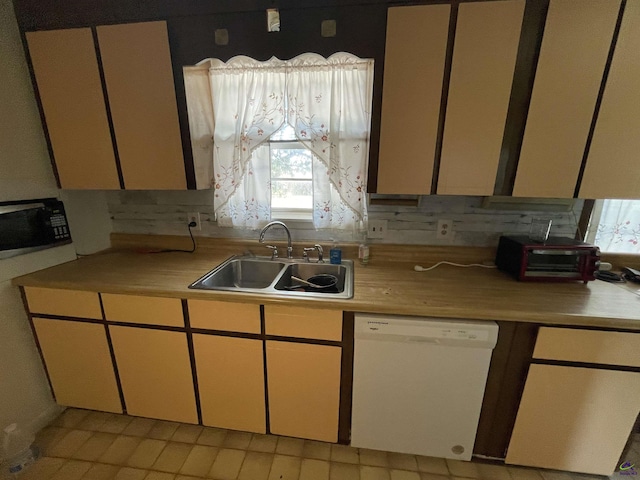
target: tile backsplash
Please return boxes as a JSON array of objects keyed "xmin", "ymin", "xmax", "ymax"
[{"xmin": 106, "ymin": 190, "xmax": 584, "ymax": 247}]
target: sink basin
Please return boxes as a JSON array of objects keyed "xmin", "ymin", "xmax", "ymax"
[
  {"xmin": 191, "ymin": 258, "xmax": 286, "ymax": 290},
  {"xmin": 189, "ymin": 255, "xmax": 353, "ymax": 299},
  {"xmin": 274, "ymin": 263, "xmax": 348, "ymax": 293}
]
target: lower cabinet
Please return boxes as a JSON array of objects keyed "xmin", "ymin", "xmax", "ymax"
[
  {"xmin": 507, "ymin": 364, "xmax": 640, "ymax": 475},
  {"xmin": 266, "ymin": 341, "xmax": 342, "ymax": 443},
  {"xmin": 109, "ymin": 326, "xmax": 198, "ymax": 424},
  {"xmin": 32, "ymin": 317, "xmax": 122, "ymax": 413},
  {"xmin": 506, "ymin": 327, "xmax": 640, "ymax": 475},
  {"xmin": 193, "ymin": 334, "xmax": 266, "ymax": 433}
]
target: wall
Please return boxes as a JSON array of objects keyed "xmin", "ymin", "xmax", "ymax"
[
  {"xmin": 108, "ymin": 190, "xmax": 583, "ymax": 248},
  {"xmin": 0, "ymin": 0, "xmax": 69, "ymax": 434}
]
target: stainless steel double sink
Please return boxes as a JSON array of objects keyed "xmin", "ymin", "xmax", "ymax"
[{"xmin": 189, "ymin": 255, "xmax": 354, "ymax": 299}]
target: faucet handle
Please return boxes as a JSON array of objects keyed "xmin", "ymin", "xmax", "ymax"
[
  {"xmin": 265, "ymin": 245, "xmax": 278, "ymax": 260},
  {"xmin": 303, "ymin": 247, "xmax": 316, "ymax": 263},
  {"xmin": 314, "ymin": 244, "xmax": 324, "ymax": 263}
]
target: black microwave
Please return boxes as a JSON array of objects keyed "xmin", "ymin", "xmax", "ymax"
[{"xmin": 0, "ymin": 199, "xmax": 72, "ymax": 259}]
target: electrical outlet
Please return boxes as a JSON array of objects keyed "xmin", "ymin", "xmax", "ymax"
[
  {"xmin": 436, "ymin": 219, "xmax": 454, "ymax": 243},
  {"xmin": 187, "ymin": 212, "xmax": 201, "ymax": 231},
  {"xmin": 368, "ymin": 220, "xmax": 388, "ymax": 239}
]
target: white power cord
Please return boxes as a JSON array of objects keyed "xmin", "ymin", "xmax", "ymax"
[{"xmin": 414, "ymin": 261, "xmax": 497, "ymax": 272}]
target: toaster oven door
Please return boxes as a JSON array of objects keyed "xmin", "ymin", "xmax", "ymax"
[{"xmin": 525, "ymin": 249, "xmax": 588, "ymax": 278}]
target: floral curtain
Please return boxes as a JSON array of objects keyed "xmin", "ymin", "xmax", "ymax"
[
  {"xmin": 591, "ymin": 199, "xmax": 640, "ymax": 253},
  {"xmin": 209, "ymin": 56, "xmax": 287, "ymax": 229},
  {"xmin": 188, "ymin": 53, "xmax": 373, "ymax": 230},
  {"xmin": 183, "ymin": 62, "xmax": 215, "ymax": 190},
  {"xmin": 286, "ymin": 53, "xmax": 373, "ymax": 230}
]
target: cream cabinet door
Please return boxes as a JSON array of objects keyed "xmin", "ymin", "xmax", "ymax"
[
  {"xmin": 194, "ymin": 335, "xmax": 265, "ymax": 433},
  {"xmin": 33, "ymin": 318, "xmax": 122, "ymax": 413},
  {"xmin": 376, "ymin": 4, "xmax": 450, "ymax": 194},
  {"xmin": 25, "ymin": 28, "xmax": 120, "ymax": 189},
  {"xmin": 506, "ymin": 364, "xmax": 640, "ymax": 475},
  {"xmin": 96, "ymin": 21, "xmax": 186, "ymax": 190},
  {"xmin": 580, "ymin": 0, "xmax": 640, "ymax": 198},
  {"xmin": 513, "ymin": 0, "xmax": 620, "ymax": 198},
  {"xmin": 266, "ymin": 341, "xmax": 341, "ymax": 442},
  {"xmin": 437, "ymin": 0, "xmax": 524, "ymax": 195},
  {"xmin": 110, "ymin": 326, "xmax": 198, "ymax": 424}
]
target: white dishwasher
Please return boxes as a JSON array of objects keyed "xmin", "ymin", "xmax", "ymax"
[{"xmin": 351, "ymin": 314, "xmax": 498, "ymax": 460}]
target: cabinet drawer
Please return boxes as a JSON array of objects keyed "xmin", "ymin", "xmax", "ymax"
[
  {"xmin": 188, "ymin": 300, "xmax": 260, "ymax": 334},
  {"xmin": 25, "ymin": 287, "xmax": 102, "ymax": 319},
  {"xmin": 534, "ymin": 327, "xmax": 640, "ymax": 367},
  {"xmin": 102, "ymin": 293, "xmax": 184, "ymax": 327},
  {"xmin": 264, "ymin": 305, "xmax": 342, "ymax": 341}
]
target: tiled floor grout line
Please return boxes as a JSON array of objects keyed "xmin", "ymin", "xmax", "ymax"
[{"xmin": 28, "ymin": 409, "xmax": 636, "ymax": 480}]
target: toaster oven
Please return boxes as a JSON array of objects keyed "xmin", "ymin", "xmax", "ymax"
[{"xmin": 495, "ymin": 235, "xmax": 600, "ymax": 283}]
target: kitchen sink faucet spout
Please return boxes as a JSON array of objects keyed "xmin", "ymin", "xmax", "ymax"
[{"xmin": 259, "ymin": 221, "xmax": 293, "ymax": 259}]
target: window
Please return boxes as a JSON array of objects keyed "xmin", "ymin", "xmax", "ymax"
[
  {"xmin": 587, "ymin": 199, "xmax": 640, "ymax": 253},
  {"xmin": 182, "ymin": 53, "xmax": 374, "ymax": 231},
  {"xmin": 269, "ymin": 124, "xmax": 313, "ymax": 219}
]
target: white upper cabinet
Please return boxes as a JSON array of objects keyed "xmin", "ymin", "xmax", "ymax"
[
  {"xmin": 437, "ymin": 0, "xmax": 525, "ymax": 196},
  {"xmin": 376, "ymin": 4, "xmax": 450, "ymax": 195},
  {"xmin": 579, "ymin": 0, "xmax": 640, "ymax": 199},
  {"xmin": 513, "ymin": 0, "xmax": 620, "ymax": 198}
]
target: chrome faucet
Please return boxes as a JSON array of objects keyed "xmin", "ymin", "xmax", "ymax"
[{"xmin": 258, "ymin": 221, "xmax": 293, "ymax": 259}]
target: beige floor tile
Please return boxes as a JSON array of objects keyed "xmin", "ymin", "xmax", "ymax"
[
  {"xmin": 197, "ymin": 427, "xmax": 227, "ymax": 447},
  {"xmin": 388, "ymin": 453, "xmax": 418, "ymax": 472},
  {"xmin": 238, "ymin": 451, "xmax": 274, "ymax": 480},
  {"xmin": 179, "ymin": 445, "xmax": 218, "ymax": 477},
  {"xmin": 123, "ymin": 418, "xmax": 157, "ymax": 438},
  {"xmin": 98, "ymin": 414, "xmax": 134, "ymax": 434},
  {"xmin": 331, "ymin": 445, "xmax": 359, "ymax": 465},
  {"xmin": 477, "ymin": 463, "xmax": 512, "ymax": 480},
  {"xmin": 539, "ymin": 471, "xmax": 573, "ymax": 480},
  {"xmin": 300, "ymin": 458, "xmax": 330, "ymax": 480},
  {"xmin": 100, "ymin": 436, "xmax": 143, "ymax": 465},
  {"xmin": 48, "ymin": 429, "xmax": 93, "ymax": 458},
  {"xmin": 79, "ymin": 412, "xmax": 114, "ymax": 432},
  {"xmin": 416, "ymin": 457, "xmax": 448, "ymax": 475},
  {"xmin": 72, "ymin": 432, "xmax": 117, "ymax": 461},
  {"xmin": 419, "ymin": 473, "xmax": 449, "ymax": 480},
  {"xmin": 360, "ymin": 450, "xmax": 389, "ymax": 468},
  {"xmin": 389, "ymin": 471, "xmax": 420, "ymax": 480},
  {"xmin": 361, "ymin": 465, "xmax": 391, "ymax": 480},
  {"xmin": 209, "ymin": 448, "xmax": 246, "ymax": 480},
  {"xmin": 302, "ymin": 441, "xmax": 331, "ymax": 461},
  {"xmin": 83, "ymin": 462, "xmax": 121, "ymax": 480},
  {"xmin": 54, "ymin": 409, "xmax": 91, "ymax": 429},
  {"xmin": 223, "ymin": 431, "xmax": 253, "ymax": 450},
  {"xmin": 148, "ymin": 422, "xmax": 180, "ymax": 441},
  {"xmin": 36, "ymin": 426, "xmax": 72, "ymax": 455},
  {"xmin": 446, "ymin": 460, "xmax": 479, "ymax": 479},
  {"xmin": 176, "ymin": 476, "xmax": 203, "ymax": 480},
  {"xmin": 19, "ymin": 456, "xmax": 66, "ymax": 480},
  {"xmin": 144, "ymin": 472, "xmax": 176, "ymax": 480},
  {"xmin": 330, "ymin": 462, "xmax": 360, "ymax": 480},
  {"xmin": 277, "ymin": 437, "xmax": 305, "ymax": 457},
  {"xmin": 268, "ymin": 454, "xmax": 302, "ymax": 480},
  {"xmin": 49, "ymin": 459, "xmax": 92, "ymax": 480},
  {"xmin": 127, "ymin": 439, "xmax": 168, "ymax": 469},
  {"xmin": 508, "ymin": 467, "xmax": 544, "ymax": 480},
  {"xmin": 153, "ymin": 442, "xmax": 193, "ymax": 473},
  {"xmin": 115, "ymin": 467, "xmax": 149, "ymax": 480},
  {"xmin": 249, "ymin": 434, "xmax": 279, "ymax": 453},
  {"xmin": 171, "ymin": 424, "xmax": 204, "ymax": 444}
]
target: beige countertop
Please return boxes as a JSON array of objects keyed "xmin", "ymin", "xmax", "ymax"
[{"xmin": 11, "ymin": 235, "xmax": 640, "ymax": 331}]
